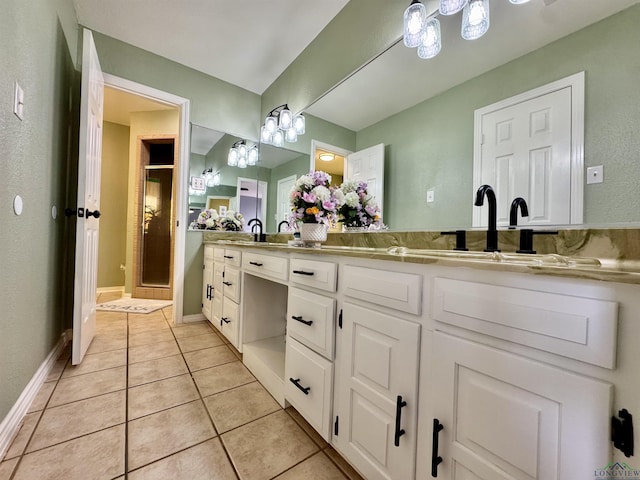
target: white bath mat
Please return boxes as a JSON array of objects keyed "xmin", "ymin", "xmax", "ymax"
[{"xmin": 96, "ymin": 298, "xmax": 172, "ymax": 314}]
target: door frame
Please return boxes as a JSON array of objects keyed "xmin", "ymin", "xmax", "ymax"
[
  {"xmin": 276, "ymin": 174, "xmax": 297, "ymax": 226},
  {"xmin": 103, "ymin": 73, "xmax": 190, "ymax": 325},
  {"xmin": 309, "ymin": 139, "xmax": 353, "ymax": 172},
  {"xmin": 472, "ymin": 71, "xmax": 584, "ymax": 226}
]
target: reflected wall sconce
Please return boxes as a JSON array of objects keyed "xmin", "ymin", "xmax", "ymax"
[
  {"xmin": 260, "ymin": 104, "xmax": 305, "ymax": 146},
  {"xmin": 403, "ymin": 0, "xmax": 528, "ymax": 59},
  {"xmin": 203, "ymin": 168, "xmax": 221, "ymax": 187},
  {"xmin": 227, "ymin": 140, "xmax": 259, "ymax": 169}
]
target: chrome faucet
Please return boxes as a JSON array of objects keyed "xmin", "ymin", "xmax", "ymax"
[
  {"xmin": 247, "ymin": 218, "xmax": 266, "ymax": 242},
  {"xmin": 474, "ymin": 184, "xmax": 499, "ymax": 252},
  {"xmin": 509, "ymin": 197, "xmax": 529, "ymax": 229}
]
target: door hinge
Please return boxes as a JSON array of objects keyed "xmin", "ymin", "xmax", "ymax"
[
  {"xmin": 612, "ymin": 408, "xmax": 634, "ymax": 457},
  {"xmin": 177, "ymin": 220, "xmax": 180, "ymax": 227},
  {"xmin": 338, "ymin": 309, "xmax": 343, "ymax": 329},
  {"xmin": 201, "ymin": 303, "xmax": 203, "ymax": 308},
  {"xmin": 222, "ymin": 270, "xmax": 225, "ymax": 278},
  {"xmin": 334, "ymin": 416, "xmax": 339, "ymax": 436},
  {"xmin": 203, "ymin": 264, "xmax": 205, "ymax": 270}
]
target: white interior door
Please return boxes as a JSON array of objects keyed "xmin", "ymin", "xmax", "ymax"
[
  {"xmin": 276, "ymin": 175, "xmax": 296, "ymax": 226},
  {"xmin": 345, "ymin": 143, "xmax": 385, "ymax": 220},
  {"xmin": 72, "ymin": 29, "xmax": 104, "ymax": 365},
  {"xmin": 473, "ymin": 73, "xmax": 585, "ymax": 228}
]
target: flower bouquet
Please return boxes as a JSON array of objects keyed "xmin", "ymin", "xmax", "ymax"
[
  {"xmin": 336, "ymin": 179, "xmax": 381, "ymax": 230},
  {"xmin": 289, "ymin": 171, "xmax": 340, "ymax": 245},
  {"xmin": 289, "ymin": 171, "xmax": 339, "ymax": 225},
  {"xmin": 217, "ymin": 210, "xmax": 244, "ymax": 231},
  {"xmin": 191, "ymin": 208, "xmax": 219, "ymax": 230}
]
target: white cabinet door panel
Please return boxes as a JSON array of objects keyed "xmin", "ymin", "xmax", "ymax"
[{"xmin": 432, "ymin": 332, "xmax": 612, "ymax": 480}]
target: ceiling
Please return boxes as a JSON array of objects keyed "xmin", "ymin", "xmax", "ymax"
[
  {"xmin": 103, "ymin": 87, "xmax": 174, "ymax": 126},
  {"xmin": 72, "ymin": 0, "xmax": 350, "ymax": 95}
]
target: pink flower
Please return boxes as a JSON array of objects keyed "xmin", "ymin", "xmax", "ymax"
[{"xmin": 302, "ymin": 192, "xmax": 316, "ymax": 203}]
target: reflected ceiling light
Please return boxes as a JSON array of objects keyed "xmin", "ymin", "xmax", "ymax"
[
  {"xmin": 261, "ymin": 104, "xmax": 305, "ymax": 146},
  {"xmin": 418, "ymin": 17, "xmax": 441, "ymax": 59},
  {"xmin": 202, "ymin": 168, "xmax": 221, "ymax": 188},
  {"xmin": 228, "ymin": 140, "xmax": 259, "ymax": 168},
  {"xmin": 508, "ymin": 0, "xmax": 529, "ymax": 3},
  {"xmin": 439, "ymin": 0, "xmax": 468, "ymax": 15},
  {"xmin": 461, "ymin": 0, "xmax": 490, "ymax": 40},
  {"xmin": 319, "ymin": 153, "xmax": 335, "ymax": 162}
]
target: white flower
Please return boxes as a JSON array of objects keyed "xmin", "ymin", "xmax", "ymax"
[
  {"xmin": 296, "ymin": 174, "xmax": 314, "ymax": 189},
  {"xmin": 333, "ymin": 188, "xmax": 345, "ymax": 205},
  {"xmin": 205, "ymin": 217, "xmax": 216, "ymax": 228},
  {"xmin": 340, "ymin": 179, "xmax": 358, "ymax": 194},
  {"xmin": 312, "ymin": 185, "xmax": 331, "ymax": 202},
  {"xmin": 344, "ymin": 192, "xmax": 360, "ymax": 208}
]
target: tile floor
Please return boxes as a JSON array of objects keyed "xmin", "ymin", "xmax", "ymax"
[{"xmin": 0, "ymin": 292, "xmax": 364, "ymax": 480}]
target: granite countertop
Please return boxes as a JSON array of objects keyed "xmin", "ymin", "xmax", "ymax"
[{"xmin": 201, "ymin": 228, "xmax": 640, "ymax": 285}]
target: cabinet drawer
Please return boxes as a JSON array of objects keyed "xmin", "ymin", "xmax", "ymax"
[
  {"xmin": 221, "ymin": 297, "xmax": 240, "ymax": 348},
  {"xmin": 212, "ymin": 295, "xmax": 223, "ymax": 332},
  {"xmin": 242, "ymin": 252, "xmax": 289, "ymax": 282},
  {"xmin": 432, "ymin": 277, "xmax": 618, "ymax": 369},
  {"xmin": 287, "ymin": 287, "xmax": 335, "ymax": 359},
  {"xmin": 223, "ymin": 248, "xmax": 242, "ymax": 268},
  {"xmin": 343, "ymin": 265, "xmax": 422, "ymax": 315},
  {"xmin": 290, "ymin": 258, "xmax": 337, "ymax": 292},
  {"xmin": 285, "ymin": 337, "xmax": 333, "ymax": 441},
  {"xmin": 213, "ymin": 248, "xmax": 225, "ymax": 262},
  {"xmin": 222, "ymin": 267, "xmax": 241, "ymax": 303}
]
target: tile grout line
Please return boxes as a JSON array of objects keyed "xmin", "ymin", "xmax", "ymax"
[{"xmin": 124, "ymin": 311, "xmax": 130, "ymax": 480}]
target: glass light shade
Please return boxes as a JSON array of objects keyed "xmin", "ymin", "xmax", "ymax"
[
  {"xmin": 247, "ymin": 146, "xmax": 259, "ymax": 166},
  {"xmin": 293, "ymin": 114, "xmax": 305, "ymax": 135},
  {"xmin": 417, "ymin": 17, "xmax": 441, "ymax": 59},
  {"xmin": 439, "ymin": 0, "xmax": 468, "ymax": 15},
  {"xmin": 205, "ymin": 171, "xmax": 215, "ymax": 187},
  {"xmin": 285, "ymin": 127, "xmax": 298, "ymax": 143},
  {"xmin": 213, "ymin": 172, "xmax": 221, "ymax": 186},
  {"xmin": 279, "ymin": 106, "xmax": 293, "ymax": 130},
  {"xmin": 264, "ymin": 115, "xmax": 278, "ymax": 134},
  {"xmin": 272, "ymin": 129, "xmax": 284, "ymax": 147},
  {"xmin": 227, "ymin": 147, "xmax": 238, "ymax": 166},
  {"xmin": 508, "ymin": 0, "xmax": 529, "ymax": 3},
  {"xmin": 237, "ymin": 157, "xmax": 247, "ymax": 169},
  {"xmin": 403, "ymin": 1, "xmax": 427, "ymax": 48},
  {"xmin": 260, "ymin": 125, "xmax": 272, "ymax": 144},
  {"xmin": 461, "ymin": 0, "xmax": 490, "ymax": 40},
  {"xmin": 237, "ymin": 142, "xmax": 248, "ymax": 159}
]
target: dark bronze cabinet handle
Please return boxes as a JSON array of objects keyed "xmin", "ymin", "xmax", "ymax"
[
  {"xmin": 224, "ymin": 255, "xmax": 234, "ymax": 259},
  {"xmin": 249, "ymin": 261, "xmax": 263, "ymax": 267},
  {"xmin": 223, "ymin": 281, "xmax": 232, "ymax": 286},
  {"xmin": 394, "ymin": 395, "xmax": 407, "ymax": 447},
  {"xmin": 431, "ymin": 418, "xmax": 444, "ymax": 477},
  {"xmin": 221, "ymin": 317, "xmax": 230, "ymax": 324},
  {"xmin": 86, "ymin": 209, "xmax": 101, "ymax": 218},
  {"xmin": 292, "ymin": 270, "xmax": 314, "ymax": 276},
  {"xmin": 289, "ymin": 377, "xmax": 310, "ymax": 395},
  {"xmin": 291, "ymin": 315, "xmax": 313, "ymax": 326}
]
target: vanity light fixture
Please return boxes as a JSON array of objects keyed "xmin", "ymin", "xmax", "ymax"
[
  {"xmin": 439, "ymin": 0, "xmax": 468, "ymax": 15},
  {"xmin": 319, "ymin": 153, "xmax": 335, "ymax": 162},
  {"xmin": 461, "ymin": 0, "xmax": 490, "ymax": 40},
  {"xmin": 228, "ymin": 140, "xmax": 259, "ymax": 168},
  {"xmin": 261, "ymin": 104, "xmax": 305, "ymax": 146},
  {"xmin": 405, "ymin": 0, "xmax": 527, "ymax": 59},
  {"xmin": 202, "ymin": 168, "xmax": 221, "ymax": 187}
]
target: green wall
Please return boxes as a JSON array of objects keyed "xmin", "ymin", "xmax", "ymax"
[
  {"xmin": 356, "ymin": 5, "xmax": 640, "ymax": 230},
  {"xmin": 183, "ymin": 232, "xmax": 205, "ymax": 316},
  {"xmin": 98, "ymin": 122, "xmax": 129, "ymax": 288},
  {"xmin": 0, "ymin": 0, "xmax": 77, "ymax": 421},
  {"xmin": 265, "ymin": 154, "xmax": 310, "ymax": 232}
]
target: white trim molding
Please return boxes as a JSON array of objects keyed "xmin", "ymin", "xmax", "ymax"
[
  {"xmin": 96, "ymin": 286, "xmax": 125, "ymax": 294},
  {"xmin": 102, "ymin": 73, "xmax": 190, "ymax": 325},
  {"xmin": 0, "ymin": 329, "xmax": 72, "ymax": 459},
  {"xmin": 183, "ymin": 313, "xmax": 207, "ymax": 324}
]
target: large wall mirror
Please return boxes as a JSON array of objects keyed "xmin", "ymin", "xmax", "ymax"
[{"xmin": 262, "ymin": 1, "xmax": 640, "ymax": 233}]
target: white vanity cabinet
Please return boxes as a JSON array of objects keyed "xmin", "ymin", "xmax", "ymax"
[
  {"xmin": 418, "ymin": 273, "xmax": 619, "ymax": 480},
  {"xmin": 201, "ymin": 245, "xmax": 214, "ymax": 322},
  {"xmin": 333, "ymin": 265, "xmax": 423, "ymax": 480},
  {"xmin": 210, "ymin": 248, "xmax": 242, "ymax": 350}
]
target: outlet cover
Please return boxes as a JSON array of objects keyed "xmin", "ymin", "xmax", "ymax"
[
  {"xmin": 586, "ymin": 165, "xmax": 604, "ymax": 184},
  {"xmin": 14, "ymin": 82, "xmax": 24, "ymax": 120},
  {"xmin": 426, "ymin": 190, "xmax": 435, "ymax": 203}
]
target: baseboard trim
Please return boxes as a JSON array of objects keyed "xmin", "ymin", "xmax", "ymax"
[
  {"xmin": 0, "ymin": 329, "xmax": 71, "ymax": 459},
  {"xmin": 182, "ymin": 313, "xmax": 206, "ymax": 324},
  {"xmin": 96, "ymin": 286, "xmax": 125, "ymax": 294}
]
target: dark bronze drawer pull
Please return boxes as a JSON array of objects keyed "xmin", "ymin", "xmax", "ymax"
[
  {"xmin": 291, "ymin": 315, "xmax": 313, "ymax": 326},
  {"xmin": 249, "ymin": 261, "xmax": 263, "ymax": 267},
  {"xmin": 292, "ymin": 270, "xmax": 314, "ymax": 276},
  {"xmin": 289, "ymin": 377, "xmax": 310, "ymax": 395}
]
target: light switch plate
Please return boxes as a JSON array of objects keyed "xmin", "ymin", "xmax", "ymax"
[
  {"xmin": 586, "ymin": 165, "xmax": 604, "ymax": 184},
  {"xmin": 14, "ymin": 82, "xmax": 24, "ymax": 120}
]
